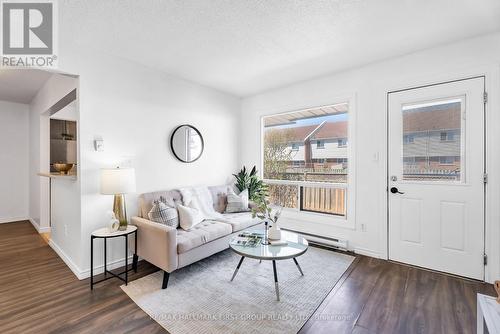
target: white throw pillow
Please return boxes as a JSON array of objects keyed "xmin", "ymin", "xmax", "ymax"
[
  {"xmin": 177, "ymin": 203, "xmax": 204, "ymax": 230},
  {"xmin": 225, "ymin": 189, "xmax": 250, "ymax": 213}
]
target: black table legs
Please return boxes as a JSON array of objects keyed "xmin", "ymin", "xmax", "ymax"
[
  {"xmin": 90, "ymin": 236, "xmax": 94, "ymax": 290},
  {"xmin": 231, "ymin": 256, "xmax": 245, "ymax": 281},
  {"xmin": 125, "ymin": 234, "xmax": 128, "ymax": 285},
  {"xmin": 133, "ymin": 233, "xmax": 138, "ymax": 272},
  {"xmin": 90, "ymin": 230, "xmax": 137, "ymax": 290},
  {"xmin": 272, "ymin": 260, "xmax": 280, "ymax": 301},
  {"xmin": 230, "ymin": 256, "xmax": 304, "ymax": 301},
  {"xmin": 293, "ymin": 257, "xmax": 304, "ymax": 276}
]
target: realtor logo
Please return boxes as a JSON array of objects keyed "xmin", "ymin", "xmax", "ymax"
[{"xmin": 1, "ymin": 0, "xmax": 57, "ymax": 67}]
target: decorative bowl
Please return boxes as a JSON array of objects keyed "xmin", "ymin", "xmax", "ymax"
[{"xmin": 53, "ymin": 163, "xmax": 74, "ymax": 175}]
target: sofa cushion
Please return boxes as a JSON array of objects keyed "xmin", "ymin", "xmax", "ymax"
[
  {"xmin": 176, "ymin": 220, "xmax": 232, "ymax": 254},
  {"xmin": 220, "ymin": 212, "xmax": 261, "ymax": 232},
  {"xmin": 207, "ymin": 184, "xmax": 234, "ymax": 213},
  {"xmin": 138, "ymin": 190, "xmax": 182, "ymax": 218}
]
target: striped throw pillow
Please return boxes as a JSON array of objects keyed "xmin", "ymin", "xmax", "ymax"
[
  {"xmin": 225, "ymin": 189, "xmax": 250, "ymax": 213},
  {"xmin": 148, "ymin": 199, "xmax": 179, "ymax": 228}
]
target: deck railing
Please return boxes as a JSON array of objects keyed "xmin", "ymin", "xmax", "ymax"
[{"xmin": 264, "ymin": 179, "xmax": 347, "ymax": 217}]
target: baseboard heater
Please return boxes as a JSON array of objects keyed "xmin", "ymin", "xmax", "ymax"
[{"xmin": 281, "ymin": 228, "xmax": 348, "ymax": 251}]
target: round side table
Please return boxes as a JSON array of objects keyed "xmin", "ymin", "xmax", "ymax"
[{"xmin": 90, "ymin": 225, "xmax": 138, "ymax": 290}]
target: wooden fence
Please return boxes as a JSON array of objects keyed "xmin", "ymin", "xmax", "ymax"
[
  {"xmin": 301, "ymin": 187, "xmax": 346, "ymax": 216},
  {"xmin": 266, "ymin": 182, "xmax": 346, "ymax": 216}
]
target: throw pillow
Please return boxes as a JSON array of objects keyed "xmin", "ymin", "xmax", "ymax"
[
  {"xmin": 148, "ymin": 200, "xmax": 179, "ymax": 228},
  {"xmin": 177, "ymin": 203, "xmax": 204, "ymax": 230},
  {"xmin": 208, "ymin": 185, "xmax": 232, "ymax": 213},
  {"xmin": 225, "ymin": 189, "xmax": 250, "ymax": 213}
]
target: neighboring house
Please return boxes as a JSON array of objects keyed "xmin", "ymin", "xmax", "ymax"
[
  {"xmin": 267, "ymin": 103, "xmax": 460, "ymax": 174},
  {"xmin": 309, "ymin": 121, "xmax": 348, "ymax": 168},
  {"xmin": 266, "ymin": 124, "xmax": 317, "ymax": 164},
  {"xmin": 403, "ymin": 103, "xmax": 461, "ymax": 173},
  {"xmin": 265, "ymin": 121, "xmax": 348, "ymax": 169}
]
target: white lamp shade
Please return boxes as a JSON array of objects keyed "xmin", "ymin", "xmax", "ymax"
[{"xmin": 100, "ymin": 168, "xmax": 136, "ymax": 195}]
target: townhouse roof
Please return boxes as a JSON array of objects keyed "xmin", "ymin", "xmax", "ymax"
[
  {"xmin": 311, "ymin": 121, "xmax": 347, "ymax": 140},
  {"xmin": 271, "ymin": 124, "xmax": 318, "ymax": 142},
  {"xmin": 403, "ymin": 103, "xmax": 461, "ymax": 132},
  {"xmin": 265, "ymin": 121, "xmax": 347, "ymax": 142}
]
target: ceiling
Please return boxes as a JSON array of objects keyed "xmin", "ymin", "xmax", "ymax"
[
  {"xmin": 0, "ymin": 70, "xmax": 52, "ymax": 104},
  {"xmin": 59, "ymin": 0, "xmax": 500, "ymax": 97}
]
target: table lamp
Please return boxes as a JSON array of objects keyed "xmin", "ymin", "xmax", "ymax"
[{"xmin": 100, "ymin": 167, "xmax": 136, "ymax": 231}]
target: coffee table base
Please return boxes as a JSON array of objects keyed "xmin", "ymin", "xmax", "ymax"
[{"xmin": 230, "ymin": 256, "xmax": 304, "ymax": 301}]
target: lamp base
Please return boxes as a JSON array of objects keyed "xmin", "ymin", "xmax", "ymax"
[{"xmin": 113, "ymin": 194, "xmax": 128, "ymax": 231}]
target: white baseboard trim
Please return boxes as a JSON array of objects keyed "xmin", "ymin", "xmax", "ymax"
[
  {"xmin": 354, "ymin": 247, "xmax": 381, "ymax": 259},
  {"xmin": 29, "ymin": 218, "xmax": 51, "ymax": 233},
  {"xmin": 0, "ymin": 216, "xmax": 31, "ymax": 224},
  {"xmin": 49, "ymin": 239, "xmax": 85, "ymax": 280},
  {"xmin": 48, "ymin": 238, "xmax": 140, "ymax": 280},
  {"xmin": 78, "ymin": 256, "xmax": 141, "ymax": 280}
]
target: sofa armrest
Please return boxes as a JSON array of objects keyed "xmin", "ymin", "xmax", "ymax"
[{"xmin": 131, "ymin": 216, "xmax": 178, "ymax": 272}]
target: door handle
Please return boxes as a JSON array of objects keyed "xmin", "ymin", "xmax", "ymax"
[{"xmin": 390, "ymin": 187, "xmax": 404, "ymax": 194}]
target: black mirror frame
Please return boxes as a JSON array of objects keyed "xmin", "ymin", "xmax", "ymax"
[{"xmin": 170, "ymin": 124, "xmax": 204, "ymax": 163}]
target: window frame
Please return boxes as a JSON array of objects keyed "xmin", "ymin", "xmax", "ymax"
[
  {"xmin": 259, "ymin": 98, "xmax": 356, "ymax": 230},
  {"xmin": 440, "ymin": 130, "xmax": 455, "ymax": 142}
]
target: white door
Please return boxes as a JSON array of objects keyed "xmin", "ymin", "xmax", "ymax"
[{"xmin": 388, "ymin": 77, "xmax": 485, "ymax": 280}]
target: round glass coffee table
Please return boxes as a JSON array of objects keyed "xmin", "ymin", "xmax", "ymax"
[{"xmin": 229, "ymin": 228, "xmax": 308, "ymax": 301}]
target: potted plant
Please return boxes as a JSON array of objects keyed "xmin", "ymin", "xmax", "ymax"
[{"xmin": 233, "ymin": 166, "xmax": 267, "ymax": 202}]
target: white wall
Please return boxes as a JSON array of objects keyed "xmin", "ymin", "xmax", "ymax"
[
  {"xmin": 53, "ymin": 48, "xmax": 240, "ymax": 278},
  {"xmin": 240, "ymin": 32, "xmax": 500, "ymax": 283},
  {"xmin": 51, "ymin": 100, "xmax": 77, "ymax": 121},
  {"xmin": 0, "ymin": 101, "xmax": 29, "ymax": 223},
  {"xmin": 29, "ymin": 74, "xmax": 78, "ymax": 233}
]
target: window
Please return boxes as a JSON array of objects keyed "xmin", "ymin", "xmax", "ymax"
[
  {"xmin": 403, "ymin": 135, "xmax": 414, "ymax": 144},
  {"xmin": 440, "ymin": 131, "xmax": 455, "ymax": 141},
  {"xmin": 402, "ymin": 98, "xmax": 463, "ymax": 182},
  {"xmin": 337, "ymin": 138, "xmax": 348, "ymax": 147},
  {"xmin": 262, "ymin": 103, "xmax": 351, "ymax": 218},
  {"xmin": 291, "ymin": 143, "xmax": 299, "ymax": 150}
]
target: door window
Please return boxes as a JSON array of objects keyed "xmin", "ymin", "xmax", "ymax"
[{"xmin": 401, "ymin": 98, "xmax": 464, "ymax": 182}]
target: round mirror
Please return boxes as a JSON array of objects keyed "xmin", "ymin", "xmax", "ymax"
[{"xmin": 170, "ymin": 125, "xmax": 204, "ymax": 163}]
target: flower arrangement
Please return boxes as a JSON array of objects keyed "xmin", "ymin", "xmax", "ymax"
[{"xmin": 251, "ymin": 196, "xmax": 282, "ymax": 224}]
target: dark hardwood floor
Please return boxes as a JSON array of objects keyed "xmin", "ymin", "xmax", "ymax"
[{"xmin": 0, "ymin": 221, "xmax": 495, "ymax": 334}]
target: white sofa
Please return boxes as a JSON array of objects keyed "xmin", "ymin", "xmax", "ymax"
[{"xmin": 131, "ymin": 185, "xmax": 261, "ymax": 289}]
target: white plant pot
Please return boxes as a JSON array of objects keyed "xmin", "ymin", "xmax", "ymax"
[{"xmin": 268, "ymin": 223, "xmax": 282, "ymax": 240}]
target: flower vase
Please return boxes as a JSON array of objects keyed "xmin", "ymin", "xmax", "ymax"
[
  {"xmin": 261, "ymin": 221, "xmax": 270, "ymax": 245},
  {"xmin": 268, "ymin": 221, "xmax": 282, "ymax": 240}
]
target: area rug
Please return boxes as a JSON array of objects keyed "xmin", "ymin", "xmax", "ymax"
[{"xmin": 121, "ymin": 247, "xmax": 354, "ymax": 334}]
